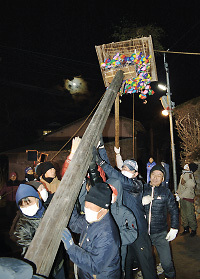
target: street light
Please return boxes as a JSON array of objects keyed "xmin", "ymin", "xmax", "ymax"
[
  {"xmin": 159, "ymin": 53, "xmax": 178, "ymax": 193},
  {"xmin": 162, "ymin": 109, "xmax": 169, "ymax": 116}
]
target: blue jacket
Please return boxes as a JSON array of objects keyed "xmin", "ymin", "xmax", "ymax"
[
  {"xmin": 99, "ymin": 148, "xmax": 148, "ymax": 235},
  {"xmin": 68, "ymin": 210, "xmax": 121, "ymax": 279},
  {"xmin": 146, "ymin": 161, "xmax": 156, "ymax": 183},
  {"xmin": 143, "ymin": 183, "xmax": 179, "ymax": 234},
  {"xmin": 107, "ymin": 178, "xmax": 138, "ymax": 245}
]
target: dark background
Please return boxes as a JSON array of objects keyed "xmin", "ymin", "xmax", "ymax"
[{"xmin": 0, "ymin": 0, "xmax": 200, "ymax": 160}]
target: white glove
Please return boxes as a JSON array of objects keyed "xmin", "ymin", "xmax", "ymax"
[
  {"xmin": 175, "ymin": 193, "xmax": 180, "ymax": 202},
  {"xmin": 114, "ymin": 146, "xmax": 120, "ymax": 154},
  {"xmin": 69, "ymin": 137, "xmax": 81, "ymax": 159},
  {"xmin": 166, "ymin": 228, "xmax": 178, "ymax": 241},
  {"xmin": 142, "ymin": 195, "xmax": 154, "ymax": 205}
]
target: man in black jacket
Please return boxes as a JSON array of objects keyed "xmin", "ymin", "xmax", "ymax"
[{"xmin": 142, "ymin": 165, "xmax": 179, "ymax": 279}]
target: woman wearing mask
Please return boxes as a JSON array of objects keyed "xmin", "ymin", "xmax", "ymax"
[{"xmin": 10, "ymin": 184, "xmax": 67, "ymax": 279}]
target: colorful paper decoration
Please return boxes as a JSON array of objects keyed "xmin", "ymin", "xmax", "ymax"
[{"xmin": 101, "ymin": 52, "xmax": 155, "ymax": 99}]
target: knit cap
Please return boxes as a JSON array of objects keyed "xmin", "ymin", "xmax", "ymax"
[
  {"xmin": 85, "ymin": 182, "xmax": 112, "ymax": 209},
  {"xmin": 189, "ymin": 163, "xmax": 198, "ymax": 173},
  {"xmin": 36, "ymin": 162, "xmax": 54, "ymax": 177},
  {"xmin": 25, "ymin": 167, "xmax": 33, "ymax": 174},
  {"xmin": 150, "ymin": 164, "xmax": 166, "ymax": 180}
]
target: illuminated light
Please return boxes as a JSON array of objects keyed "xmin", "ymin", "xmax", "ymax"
[
  {"xmin": 162, "ymin": 109, "xmax": 169, "ymax": 116},
  {"xmin": 158, "ymin": 84, "xmax": 167, "ymax": 91}
]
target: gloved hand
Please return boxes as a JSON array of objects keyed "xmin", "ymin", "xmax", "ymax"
[
  {"xmin": 114, "ymin": 146, "xmax": 120, "ymax": 154},
  {"xmin": 142, "ymin": 195, "xmax": 154, "ymax": 205},
  {"xmin": 175, "ymin": 193, "xmax": 180, "ymax": 202},
  {"xmin": 61, "ymin": 228, "xmax": 74, "ymax": 250},
  {"xmin": 97, "ymin": 135, "xmax": 104, "ymax": 149},
  {"xmin": 166, "ymin": 228, "xmax": 178, "ymax": 241},
  {"xmin": 69, "ymin": 137, "xmax": 81, "ymax": 159},
  {"xmin": 93, "ymin": 147, "xmax": 105, "ymax": 168},
  {"xmin": 71, "ymin": 137, "xmax": 81, "ymax": 154}
]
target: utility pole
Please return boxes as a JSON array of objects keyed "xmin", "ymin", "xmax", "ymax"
[{"xmin": 164, "ymin": 53, "xmax": 177, "ymax": 192}]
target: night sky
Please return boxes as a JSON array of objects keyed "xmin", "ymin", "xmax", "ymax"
[{"xmin": 0, "ymin": 1, "xmax": 200, "ymax": 152}]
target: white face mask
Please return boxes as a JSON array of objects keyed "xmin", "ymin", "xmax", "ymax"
[
  {"xmin": 84, "ymin": 207, "xmax": 104, "ymax": 223},
  {"xmin": 39, "ymin": 189, "xmax": 48, "ymax": 202},
  {"xmin": 20, "ymin": 202, "xmax": 39, "ymax": 216},
  {"xmin": 121, "ymin": 170, "xmax": 133, "ymax": 179}
]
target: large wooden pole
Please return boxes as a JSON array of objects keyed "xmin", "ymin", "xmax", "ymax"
[{"xmin": 24, "ymin": 70, "xmax": 124, "ymax": 277}]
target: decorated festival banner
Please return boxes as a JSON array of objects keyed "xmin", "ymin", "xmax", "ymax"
[{"xmin": 95, "ymin": 36, "xmax": 157, "ymax": 100}]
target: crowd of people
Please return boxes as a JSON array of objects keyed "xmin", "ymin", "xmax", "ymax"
[{"xmin": 0, "ymin": 136, "xmax": 198, "ymax": 279}]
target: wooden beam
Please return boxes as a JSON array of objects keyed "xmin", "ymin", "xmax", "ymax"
[{"xmin": 24, "ymin": 70, "xmax": 124, "ymax": 277}]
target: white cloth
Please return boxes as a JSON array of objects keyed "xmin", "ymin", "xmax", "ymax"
[
  {"xmin": 175, "ymin": 193, "xmax": 180, "ymax": 202},
  {"xmin": 165, "ymin": 228, "xmax": 178, "ymax": 241},
  {"xmin": 114, "ymin": 146, "xmax": 123, "ymax": 170},
  {"xmin": 142, "ymin": 195, "xmax": 154, "ymax": 205}
]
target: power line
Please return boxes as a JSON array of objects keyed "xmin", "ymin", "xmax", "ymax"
[{"xmin": 154, "ymin": 50, "xmax": 200, "ymax": 56}]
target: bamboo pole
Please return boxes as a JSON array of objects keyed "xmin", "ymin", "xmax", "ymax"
[
  {"xmin": 24, "ymin": 70, "xmax": 124, "ymax": 277},
  {"xmin": 133, "ymin": 94, "xmax": 135, "ymax": 157}
]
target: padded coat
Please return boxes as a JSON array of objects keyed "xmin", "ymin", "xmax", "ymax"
[
  {"xmin": 143, "ymin": 183, "xmax": 179, "ymax": 235},
  {"xmin": 68, "ymin": 210, "xmax": 121, "ymax": 279}
]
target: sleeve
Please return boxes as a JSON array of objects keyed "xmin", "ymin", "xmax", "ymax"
[
  {"xmin": 61, "ymin": 155, "xmax": 71, "ymax": 177},
  {"xmin": 13, "ymin": 218, "xmax": 35, "ymax": 249},
  {"xmin": 67, "ymin": 230, "xmax": 118, "ymax": 275},
  {"xmin": 68, "ymin": 208, "xmax": 86, "ymax": 234},
  {"xmin": 166, "ymin": 190, "xmax": 179, "ymax": 229},
  {"xmin": 115, "ymin": 153, "xmax": 123, "ymax": 170},
  {"xmin": 98, "ymin": 147, "xmax": 110, "ymax": 164}
]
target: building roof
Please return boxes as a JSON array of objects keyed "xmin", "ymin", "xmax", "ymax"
[{"xmin": 1, "ymin": 114, "xmax": 145, "ymax": 154}]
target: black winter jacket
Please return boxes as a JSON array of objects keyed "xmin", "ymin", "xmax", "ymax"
[{"xmin": 143, "ymin": 183, "xmax": 179, "ymax": 235}]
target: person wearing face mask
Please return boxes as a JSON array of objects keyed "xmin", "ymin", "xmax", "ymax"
[
  {"xmin": 62, "ymin": 182, "xmax": 121, "ymax": 279},
  {"xmin": 36, "ymin": 161, "xmax": 60, "ymax": 194},
  {"xmin": 10, "ymin": 183, "xmax": 68, "ymax": 279},
  {"xmin": 93, "ymin": 142, "xmax": 157, "ymax": 279},
  {"xmin": 142, "ymin": 165, "xmax": 179, "ymax": 279},
  {"xmin": 21, "ymin": 167, "xmax": 36, "ymax": 183},
  {"xmin": 11, "ymin": 183, "xmax": 45, "ymax": 255},
  {"xmin": 176, "ymin": 162, "xmax": 198, "ymax": 237}
]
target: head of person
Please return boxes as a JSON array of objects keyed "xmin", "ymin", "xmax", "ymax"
[
  {"xmin": 188, "ymin": 163, "xmax": 198, "ymax": 173},
  {"xmin": 121, "ymin": 159, "xmax": 138, "ymax": 179},
  {"xmin": 28, "ymin": 180, "xmax": 49, "ymax": 202},
  {"xmin": 25, "ymin": 167, "xmax": 35, "ymax": 181},
  {"xmin": 9, "ymin": 172, "xmax": 17, "ymax": 181},
  {"xmin": 16, "ymin": 184, "xmax": 44, "ymax": 217},
  {"xmin": 150, "ymin": 165, "xmax": 166, "ymax": 187},
  {"xmin": 36, "ymin": 161, "xmax": 56, "ymax": 183},
  {"xmin": 0, "ymin": 257, "xmax": 34, "ymax": 279},
  {"xmin": 84, "ymin": 182, "xmax": 112, "ymax": 223},
  {"xmin": 149, "ymin": 157, "xmax": 154, "ymax": 164}
]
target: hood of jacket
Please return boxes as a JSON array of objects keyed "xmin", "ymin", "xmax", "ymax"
[
  {"xmin": 107, "ymin": 178, "xmax": 123, "ymax": 207},
  {"xmin": 16, "ymin": 184, "xmax": 45, "ymax": 218}
]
